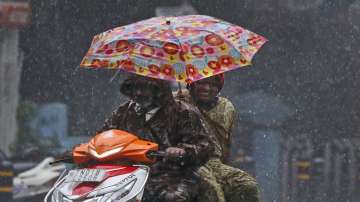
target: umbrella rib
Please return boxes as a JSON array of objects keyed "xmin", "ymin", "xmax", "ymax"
[
  {"xmin": 109, "ymin": 68, "xmax": 122, "ymax": 83},
  {"xmin": 166, "ymin": 23, "xmax": 188, "ymax": 77}
]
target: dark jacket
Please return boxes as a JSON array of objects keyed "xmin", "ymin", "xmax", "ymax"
[
  {"xmin": 97, "ymin": 76, "xmax": 214, "ymax": 201},
  {"xmin": 98, "ymin": 76, "xmax": 213, "ymax": 170},
  {"xmin": 98, "ymin": 100, "xmax": 212, "ymax": 169}
]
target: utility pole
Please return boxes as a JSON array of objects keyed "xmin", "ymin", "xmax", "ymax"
[{"xmin": 0, "ymin": 2, "xmax": 30, "ymax": 156}]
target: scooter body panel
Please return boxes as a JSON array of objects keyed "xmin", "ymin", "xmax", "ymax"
[{"xmin": 47, "ymin": 164, "xmax": 149, "ymax": 202}]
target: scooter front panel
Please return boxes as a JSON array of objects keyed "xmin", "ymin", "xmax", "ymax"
[{"xmin": 47, "ymin": 164, "xmax": 149, "ymax": 202}]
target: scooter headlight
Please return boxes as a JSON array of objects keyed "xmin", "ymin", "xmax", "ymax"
[{"xmin": 89, "ymin": 147, "xmax": 124, "ymax": 159}]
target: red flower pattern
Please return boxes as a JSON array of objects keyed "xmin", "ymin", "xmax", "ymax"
[
  {"xmin": 140, "ymin": 46, "xmax": 155, "ymax": 57},
  {"xmin": 162, "ymin": 64, "xmax": 175, "ymax": 76},
  {"xmin": 148, "ymin": 64, "xmax": 160, "ymax": 74},
  {"xmin": 91, "ymin": 59, "xmax": 101, "ymax": 67},
  {"xmin": 116, "ymin": 40, "xmax": 130, "ymax": 52},
  {"xmin": 219, "ymin": 55, "xmax": 234, "ymax": 67},
  {"xmin": 247, "ymin": 35, "xmax": 262, "ymax": 46},
  {"xmin": 208, "ymin": 61, "xmax": 221, "ymax": 70},
  {"xmin": 118, "ymin": 60, "xmax": 135, "ymax": 71},
  {"xmin": 163, "ymin": 43, "xmax": 179, "ymax": 55},
  {"xmin": 81, "ymin": 15, "xmax": 267, "ymax": 83},
  {"xmin": 191, "ymin": 45, "xmax": 205, "ymax": 58},
  {"xmin": 205, "ymin": 34, "xmax": 224, "ymax": 46},
  {"xmin": 186, "ymin": 64, "xmax": 198, "ymax": 77},
  {"xmin": 206, "ymin": 47, "xmax": 215, "ymax": 54}
]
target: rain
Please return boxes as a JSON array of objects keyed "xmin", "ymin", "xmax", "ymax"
[{"xmin": 0, "ymin": 0, "xmax": 360, "ymax": 201}]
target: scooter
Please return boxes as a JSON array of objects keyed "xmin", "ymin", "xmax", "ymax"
[
  {"xmin": 44, "ymin": 129, "xmax": 164, "ymax": 202},
  {"xmin": 13, "ymin": 157, "xmax": 66, "ymax": 200}
]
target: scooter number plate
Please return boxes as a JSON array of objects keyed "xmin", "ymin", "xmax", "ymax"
[{"xmin": 65, "ymin": 169, "xmax": 107, "ymax": 182}]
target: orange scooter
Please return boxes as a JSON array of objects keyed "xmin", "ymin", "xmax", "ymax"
[{"xmin": 44, "ymin": 129, "xmax": 164, "ymax": 202}]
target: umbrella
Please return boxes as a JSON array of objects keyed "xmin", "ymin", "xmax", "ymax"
[{"xmin": 80, "ymin": 15, "xmax": 267, "ymax": 83}]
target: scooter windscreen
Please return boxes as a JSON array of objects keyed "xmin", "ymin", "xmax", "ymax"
[{"xmin": 73, "ymin": 129, "xmax": 159, "ymax": 164}]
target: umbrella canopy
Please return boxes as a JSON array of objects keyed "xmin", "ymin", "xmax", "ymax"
[{"xmin": 80, "ymin": 15, "xmax": 267, "ymax": 83}]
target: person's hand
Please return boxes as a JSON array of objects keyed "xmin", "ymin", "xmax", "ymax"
[{"xmin": 165, "ymin": 147, "xmax": 186, "ymax": 158}]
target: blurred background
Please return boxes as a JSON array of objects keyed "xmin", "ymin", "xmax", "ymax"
[{"xmin": 1, "ymin": 0, "xmax": 360, "ymax": 201}]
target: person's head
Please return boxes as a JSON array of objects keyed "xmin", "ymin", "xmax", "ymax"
[
  {"xmin": 120, "ymin": 75, "xmax": 174, "ymax": 109},
  {"xmin": 188, "ymin": 74, "xmax": 224, "ymax": 105}
]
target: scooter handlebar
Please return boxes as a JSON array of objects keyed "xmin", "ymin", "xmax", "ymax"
[
  {"xmin": 146, "ymin": 150, "xmax": 184, "ymax": 161},
  {"xmin": 146, "ymin": 150, "xmax": 166, "ymax": 159},
  {"xmin": 50, "ymin": 150, "xmax": 184, "ymax": 165},
  {"xmin": 49, "ymin": 155, "xmax": 73, "ymax": 165}
]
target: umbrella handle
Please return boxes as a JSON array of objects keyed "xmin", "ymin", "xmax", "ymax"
[
  {"xmin": 177, "ymin": 82, "xmax": 186, "ymax": 101},
  {"xmin": 178, "ymin": 82, "xmax": 182, "ymax": 94}
]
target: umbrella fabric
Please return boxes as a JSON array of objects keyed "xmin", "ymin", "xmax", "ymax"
[{"xmin": 80, "ymin": 15, "xmax": 267, "ymax": 83}]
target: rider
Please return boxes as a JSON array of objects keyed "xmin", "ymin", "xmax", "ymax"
[
  {"xmin": 98, "ymin": 74, "xmax": 213, "ymax": 202},
  {"xmin": 175, "ymin": 74, "xmax": 261, "ymax": 202}
]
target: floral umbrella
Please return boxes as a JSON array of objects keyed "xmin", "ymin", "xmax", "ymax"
[{"xmin": 80, "ymin": 15, "xmax": 267, "ymax": 83}]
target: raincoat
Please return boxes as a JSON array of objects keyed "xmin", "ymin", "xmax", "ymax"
[
  {"xmin": 175, "ymin": 89, "xmax": 260, "ymax": 202},
  {"xmin": 98, "ymin": 76, "xmax": 213, "ymax": 202}
]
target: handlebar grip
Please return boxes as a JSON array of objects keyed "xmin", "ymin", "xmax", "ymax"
[
  {"xmin": 146, "ymin": 151, "xmax": 166, "ymax": 159},
  {"xmin": 49, "ymin": 157, "xmax": 73, "ymax": 165},
  {"xmin": 146, "ymin": 150, "xmax": 184, "ymax": 161}
]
